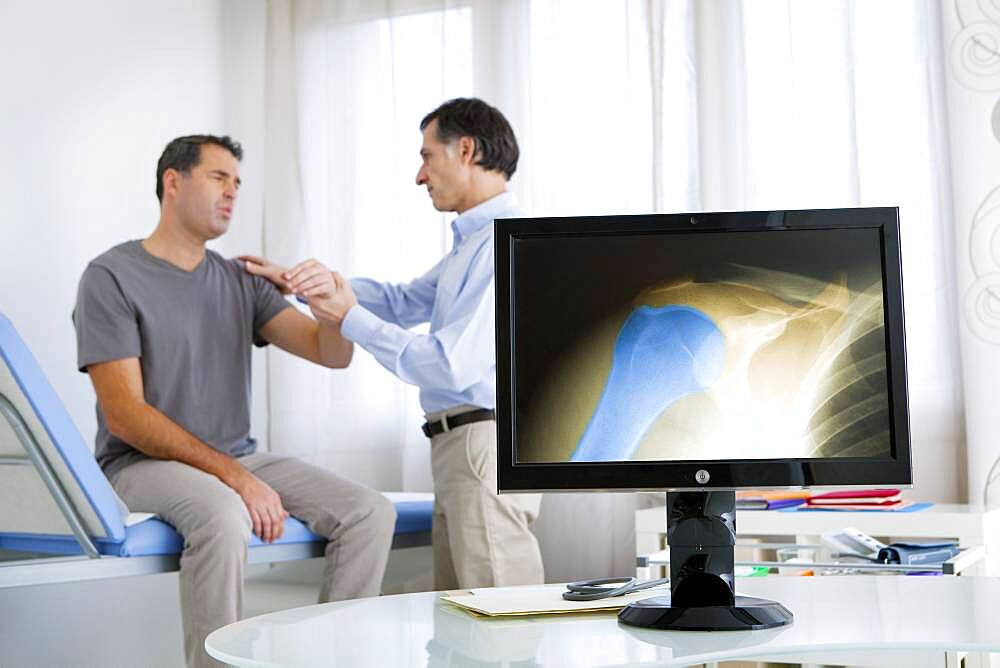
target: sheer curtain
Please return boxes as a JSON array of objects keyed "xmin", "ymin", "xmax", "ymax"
[{"xmin": 264, "ymin": 0, "xmax": 962, "ymax": 581}]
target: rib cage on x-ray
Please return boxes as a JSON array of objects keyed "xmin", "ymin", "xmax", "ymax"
[{"xmin": 807, "ymin": 295, "xmax": 890, "ymax": 458}]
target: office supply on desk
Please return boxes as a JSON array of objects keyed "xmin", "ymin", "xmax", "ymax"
[
  {"xmin": 737, "ymin": 490, "xmax": 813, "ymax": 501},
  {"xmin": 736, "ymin": 490, "xmax": 811, "ymax": 510},
  {"xmin": 807, "ymin": 489, "xmax": 904, "ymax": 509},
  {"xmin": 878, "ymin": 542, "xmax": 961, "ymax": 566},
  {"xmin": 821, "ymin": 528, "xmax": 887, "ymax": 559},
  {"xmin": 561, "ymin": 576, "xmax": 671, "ymax": 601},
  {"xmin": 439, "ymin": 584, "xmax": 671, "ymax": 617},
  {"xmin": 790, "ymin": 501, "xmax": 931, "ymax": 513},
  {"xmin": 809, "ymin": 488, "xmax": 901, "ymax": 502},
  {"xmin": 739, "ymin": 498, "xmax": 807, "ymax": 510}
]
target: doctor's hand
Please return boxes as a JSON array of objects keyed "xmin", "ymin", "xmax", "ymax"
[
  {"xmin": 284, "ymin": 259, "xmax": 358, "ymax": 324},
  {"xmin": 240, "ymin": 254, "xmax": 292, "ymax": 295},
  {"xmin": 230, "ymin": 470, "xmax": 289, "ymax": 543}
]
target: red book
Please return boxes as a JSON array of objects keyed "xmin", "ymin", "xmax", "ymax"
[
  {"xmin": 809, "ymin": 488, "xmax": 900, "ymax": 500},
  {"xmin": 800, "ymin": 500, "xmax": 914, "ymax": 512},
  {"xmin": 807, "ymin": 498, "xmax": 902, "ymax": 507}
]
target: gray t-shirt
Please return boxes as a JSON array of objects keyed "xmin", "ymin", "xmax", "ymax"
[{"xmin": 72, "ymin": 240, "xmax": 292, "ymax": 478}]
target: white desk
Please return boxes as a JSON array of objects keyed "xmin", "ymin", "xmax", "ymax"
[
  {"xmin": 636, "ymin": 503, "xmax": 1000, "ymax": 576},
  {"xmin": 206, "ymin": 576, "xmax": 1000, "ymax": 667}
]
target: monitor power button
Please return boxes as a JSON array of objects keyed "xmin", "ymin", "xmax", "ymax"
[{"xmin": 695, "ymin": 470, "xmax": 710, "ymax": 484}]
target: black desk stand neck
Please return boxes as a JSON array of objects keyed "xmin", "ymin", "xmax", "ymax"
[{"xmin": 618, "ymin": 491, "xmax": 794, "ymax": 631}]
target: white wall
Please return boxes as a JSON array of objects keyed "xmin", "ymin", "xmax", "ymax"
[
  {"xmin": 0, "ymin": 3, "xmax": 269, "ymax": 666},
  {"xmin": 0, "ymin": 0, "xmax": 269, "ymax": 453},
  {"xmin": 940, "ymin": 0, "xmax": 1000, "ymax": 506}
]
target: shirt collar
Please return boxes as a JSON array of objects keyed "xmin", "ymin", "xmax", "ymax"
[{"xmin": 450, "ymin": 191, "xmax": 518, "ymax": 244}]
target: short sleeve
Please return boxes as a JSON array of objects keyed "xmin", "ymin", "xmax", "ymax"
[
  {"xmin": 250, "ymin": 274, "xmax": 293, "ymax": 347},
  {"xmin": 72, "ymin": 264, "xmax": 142, "ymax": 372}
]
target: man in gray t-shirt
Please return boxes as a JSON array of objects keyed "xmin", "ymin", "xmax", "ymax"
[
  {"xmin": 72, "ymin": 135, "xmax": 396, "ymax": 668},
  {"xmin": 75, "ymin": 240, "xmax": 288, "ymax": 479}
]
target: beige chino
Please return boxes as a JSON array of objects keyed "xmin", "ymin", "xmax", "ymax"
[
  {"xmin": 111, "ymin": 452, "xmax": 396, "ymax": 668},
  {"xmin": 427, "ymin": 405, "xmax": 544, "ymax": 590}
]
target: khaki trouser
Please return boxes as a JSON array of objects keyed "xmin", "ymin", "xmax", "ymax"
[
  {"xmin": 427, "ymin": 405, "xmax": 544, "ymax": 590},
  {"xmin": 110, "ymin": 452, "xmax": 397, "ymax": 668}
]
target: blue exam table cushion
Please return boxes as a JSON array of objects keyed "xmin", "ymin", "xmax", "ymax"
[{"xmin": 0, "ymin": 498, "xmax": 433, "ymax": 557}]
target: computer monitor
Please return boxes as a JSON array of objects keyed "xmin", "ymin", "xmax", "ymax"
[{"xmin": 495, "ymin": 207, "xmax": 912, "ymax": 631}]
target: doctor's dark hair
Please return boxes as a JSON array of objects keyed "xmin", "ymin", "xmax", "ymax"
[
  {"xmin": 155, "ymin": 134, "xmax": 243, "ymax": 203},
  {"xmin": 420, "ymin": 98, "xmax": 519, "ymax": 180}
]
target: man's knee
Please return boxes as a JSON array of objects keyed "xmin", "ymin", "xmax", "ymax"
[
  {"xmin": 366, "ymin": 493, "xmax": 397, "ymax": 539},
  {"xmin": 373, "ymin": 493, "xmax": 397, "ymax": 530},
  {"xmin": 187, "ymin": 495, "xmax": 252, "ymax": 549}
]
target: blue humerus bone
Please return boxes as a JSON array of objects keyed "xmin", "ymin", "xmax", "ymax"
[{"xmin": 570, "ymin": 305, "xmax": 725, "ymax": 462}]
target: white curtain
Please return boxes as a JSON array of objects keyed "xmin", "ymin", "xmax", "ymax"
[{"xmin": 264, "ymin": 0, "xmax": 963, "ymax": 581}]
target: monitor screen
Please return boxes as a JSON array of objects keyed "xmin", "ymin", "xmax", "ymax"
[{"xmin": 495, "ymin": 208, "xmax": 912, "ymax": 491}]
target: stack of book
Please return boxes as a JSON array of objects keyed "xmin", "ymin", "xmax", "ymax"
[
  {"xmin": 735, "ymin": 490, "xmax": 812, "ymax": 510},
  {"xmin": 803, "ymin": 488, "xmax": 909, "ymax": 511}
]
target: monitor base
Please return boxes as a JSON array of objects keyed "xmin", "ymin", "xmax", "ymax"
[{"xmin": 618, "ymin": 594, "xmax": 794, "ymax": 631}]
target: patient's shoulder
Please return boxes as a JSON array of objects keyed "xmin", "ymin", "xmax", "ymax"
[
  {"xmin": 77, "ymin": 242, "xmax": 141, "ymax": 292},
  {"xmin": 213, "ymin": 251, "xmax": 263, "ymax": 286},
  {"xmin": 85, "ymin": 240, "xmax": 145, "ymax": 274},
  {"xmin": 216, "ymin": 252, "xmax": 280, "ymax": 292}
]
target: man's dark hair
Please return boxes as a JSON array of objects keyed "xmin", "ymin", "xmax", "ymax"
[
  {"xmin": 420, "ymin": 98, "xmax": 518, "ymax": 180},
  {"xmin": 155, "ymin": 134, "xmax": 243, "ymax": 202}
]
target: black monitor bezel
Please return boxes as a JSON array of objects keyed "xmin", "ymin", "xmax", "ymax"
[{"xmin": 495, "ymin": 207, "xmax": 912, "ymax": 492}]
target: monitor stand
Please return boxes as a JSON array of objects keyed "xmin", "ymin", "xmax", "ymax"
[{"xmin": 618, "ymin": 490, "xmax": 794, "ymax": 631}]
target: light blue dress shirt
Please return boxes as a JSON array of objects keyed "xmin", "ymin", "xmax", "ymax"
[{"xmin": 341, "ymin": 191, "xmax": 520, "ymax": 414}]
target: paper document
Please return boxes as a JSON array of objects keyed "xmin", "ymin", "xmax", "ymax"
[
  {"xmin": 124, "ymin": 512, "xmax": 157, "ymax": 526},
  {"xmin": 381, "ymin": 491, "xmax": 434, "ymax": 503},
  {"xmin": 440, "ymin": 583, "xmax": 670, "ymax": 617}
]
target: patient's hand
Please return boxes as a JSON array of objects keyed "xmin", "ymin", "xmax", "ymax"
[
  {"xmin": 230, "ymin": 470, "xmax": 289, "ymax": 543},
  {"xmin": 240, "ymin": 254, "xmax": 292, "ymax": 295}
]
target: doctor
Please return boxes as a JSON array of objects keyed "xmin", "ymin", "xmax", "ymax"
[{"xmin": 244, "ymin": 97, "xmax": 544, "ymax": 589}]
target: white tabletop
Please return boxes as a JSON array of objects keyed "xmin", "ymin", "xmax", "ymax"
[{"xmin": 207, "ymin": 576, "xmax": 1000, "ymax": 667}]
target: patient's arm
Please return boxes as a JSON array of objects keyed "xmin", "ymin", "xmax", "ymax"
[
  {"xmin": 239, "ymin": 255, "xmax": 352, "ymax": 367},
  {"xmin": 87, "ymin": 358, "xmax": 289, "ymax": 542},
  {"xmin": 259, "ymin": 307, "xmax": 354, "ymax": 369}
]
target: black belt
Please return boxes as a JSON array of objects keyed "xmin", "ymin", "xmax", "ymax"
[{"xmin": 421, "ymin": 408, "xmax": 496, "ymax": 438}]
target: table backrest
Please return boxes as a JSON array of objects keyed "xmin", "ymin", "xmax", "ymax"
[{"xmin": 0, "ymin": 313, "xmax": 125, "ymax": 543}]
